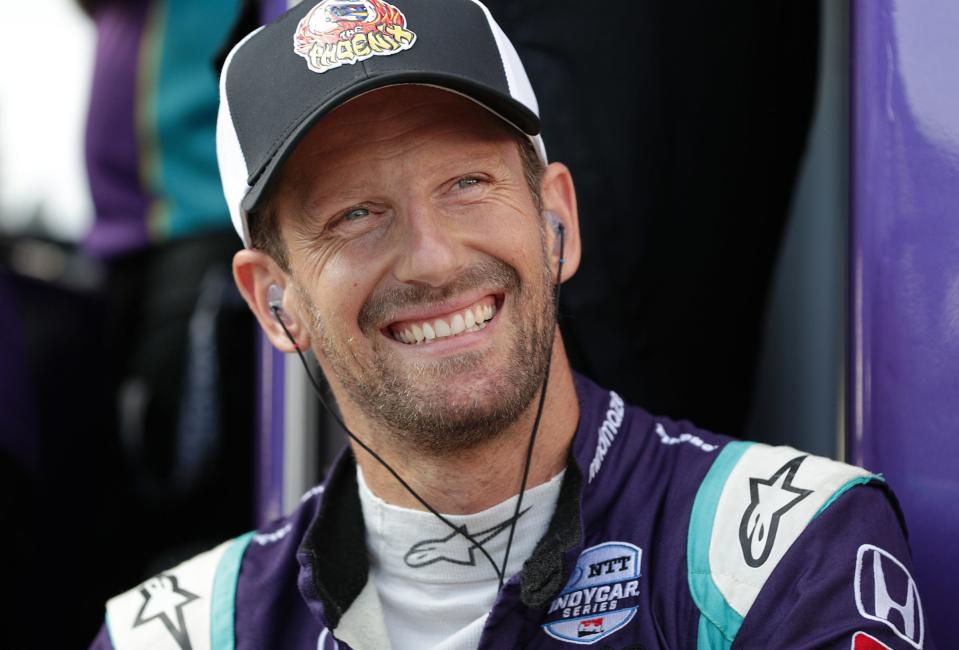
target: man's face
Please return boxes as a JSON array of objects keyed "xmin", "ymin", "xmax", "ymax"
[{"xmin": 273, "ymin": 86, "xmax": 556, "ymax": 454}]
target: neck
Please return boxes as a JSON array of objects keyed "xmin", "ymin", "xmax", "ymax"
[{"xmin": 341, "ymin": 334, "xmax": 579, "ymax": 514}]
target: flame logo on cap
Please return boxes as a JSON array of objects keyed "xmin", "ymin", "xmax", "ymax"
[{"xmin": 294, "ymin": 0, "xmax": 417, "ymax": 74}]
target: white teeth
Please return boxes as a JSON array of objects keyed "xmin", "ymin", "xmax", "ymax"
[{"xmin": 393, "ymin": 300, "xmax": 498, "ymax": 344}]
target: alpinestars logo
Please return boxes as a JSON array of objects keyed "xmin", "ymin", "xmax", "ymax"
[
  {"xmin": 294, "ymin": 0, "xmax": 416, "ymax": 74},
  {"xmin": 738, "ymin": 455, "xmax": 812, "ymax": 568},
  {"xmin": 404, "ymin": 508, "xmax": 530, "ymax": 568},
  {"xmin": 132, "ymin": 574, "xmax": 199, "ymax": 650}
]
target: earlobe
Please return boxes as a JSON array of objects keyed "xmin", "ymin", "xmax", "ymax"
[{"xmin": 233, "ymin": 249, "xmax": 310, "ymax": 352}]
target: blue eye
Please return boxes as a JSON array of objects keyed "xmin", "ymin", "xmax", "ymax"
[
  {"xmin": 455, "ymin": 177, "xmax": 480, "ymax": 190},
  {"xmin": 344, "ymin": 207, "xmax": 369, "ymax": 221}
]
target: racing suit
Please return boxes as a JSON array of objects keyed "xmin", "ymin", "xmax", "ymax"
[{"xmin": 92, "ymin": 374, "xmax": 932, "ymax": 649}]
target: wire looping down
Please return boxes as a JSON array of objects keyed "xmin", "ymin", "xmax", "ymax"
[{"xmin": 271, "ymin": 217, "xmax": 566, "ymax": 591}]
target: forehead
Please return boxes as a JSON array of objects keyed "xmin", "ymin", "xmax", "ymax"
[{"xmin": 279, "ymin": 85, "xmax": 520, "ymax": 188}]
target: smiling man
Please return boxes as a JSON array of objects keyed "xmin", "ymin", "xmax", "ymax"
[
  {"xmin": 91, "ymin": 1, "xmax": 932, "ymax": 649},
  {"xmin": 261, "ymin": 86, "xmax": 569, "ymax": 467}
]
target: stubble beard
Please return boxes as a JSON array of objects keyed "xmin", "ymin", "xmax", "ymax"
[{"xmin": 296, "ymin": 254, "xmax": 555, "ymax": 456}]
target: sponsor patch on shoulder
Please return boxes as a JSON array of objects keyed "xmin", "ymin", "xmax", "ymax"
[
  {"xmin": 587, "ymin": 391, "xmax": 625, "ymax": 483},
  {"xmin": 294, "ymin": 0, "xmax": 416, "ymax": 74},
  {"xmin": 852, "ymin": 631, "xmax": 894, "ymax": 650},
  {"xmin": 654, "ymin": 423, "xmax": 718, "ymax": 452},
  {"xmin": 855, "ymin": 544, "xmax": 924, "ymax": 648},
  {"xmin": 542, "ymin": 542, "xmax": 641, "ymax": 645}
]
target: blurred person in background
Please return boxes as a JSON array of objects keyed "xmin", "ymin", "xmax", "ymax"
[{"xmin": 76, "ymin": 0, "xmax": 256, "ymax": 625}]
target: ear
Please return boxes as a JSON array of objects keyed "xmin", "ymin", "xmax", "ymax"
[
  {"xmin": 539, "ymin": 162, "xmax": 581, "ymax": 282},
  {"xmin": 233, "ymin": 249, "xmax": 312, "ymax": 353}
]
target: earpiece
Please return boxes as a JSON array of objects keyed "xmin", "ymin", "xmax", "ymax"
[
  {"xmin": 544, "ymin": 210, "xmax": 564, "ymax": 236},
  {"xmin": 267, "ymin": 283, "xmax": 284, "ymax": 311},
  {"xmin": 267, "ymin": 283, "xmax": 295, "ymax": 330},
  {"xmin": 543, "ymin": 210, "xmax": 565, "ymax": 272}
]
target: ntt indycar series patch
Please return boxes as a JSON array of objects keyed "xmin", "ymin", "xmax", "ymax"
[{"xmin": 542, "ymin": 542, "xmax": 642, "ymax": 644}]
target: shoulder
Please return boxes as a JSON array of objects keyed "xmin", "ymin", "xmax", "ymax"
[
  {"xmin": 687, "ymin": 441, "xmax": 890, "ymax": 644},
  {"xmin": 736, "ymin": 481, "xmax": 930, "ymax": 649},
  {"xmin": 99, "ymin": 485, "xmax": 326, "ymax": 650},
  {"xmin": 573, "ymin": 374, "xmax": 732, "ymax": 491},
  {"xmin": 103, "ymin": 534, "xmax": 254, "ymax": 650}
]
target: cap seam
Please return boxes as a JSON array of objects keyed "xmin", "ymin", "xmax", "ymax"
[{"xmin": 465, "ymin": 0, "xmax": 512, "ymax": 96}]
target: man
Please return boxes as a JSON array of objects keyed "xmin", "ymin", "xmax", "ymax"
[{"xmin": 92, "ymin": 1, "xmax": 932, "ymax": 648}]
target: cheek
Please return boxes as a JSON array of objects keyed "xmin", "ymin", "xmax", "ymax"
[
  {"xmin": 313, "ymin": 252, "xmax": 386, "ymax": 332},
  {"xmin": 475, "ymin": 218, "xmax": 545, "ymax": 274},
  {"xmin": 458, "ymin": 197, "xmax": 543, "ymax": 258}
]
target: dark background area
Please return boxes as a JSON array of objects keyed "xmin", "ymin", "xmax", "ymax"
[{"xmin": 483, "ymin": 1, "xmax": 819, "ymax": 437}]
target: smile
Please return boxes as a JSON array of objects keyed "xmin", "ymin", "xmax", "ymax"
[{"xmin": 389, "ymin": 296, "xmax": 497, "ymax": 345}]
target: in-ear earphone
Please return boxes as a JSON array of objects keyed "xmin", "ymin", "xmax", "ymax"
[
  {"xmin": 267, "ymin": 283, "xmax": 284, "ymax": 310},
  {"xmin": 543, "ymin": 210, "xmax": 566, "ymax": 272},
  {"xmin": 267, "ymin": 283, "xmax": 295, "ymax": 328},
  {"xmin": 544, "ymin": 209, "xmax": 563, "ymax": 235}
]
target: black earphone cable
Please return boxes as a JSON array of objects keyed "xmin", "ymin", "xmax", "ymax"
[
  {"xmin": 498, "ymin": 222, "xmax": 563, "ymax": 589},
  {"xmin": 273, "ymin": 309, "xmax": 505, "ymax": 582},
  {"xmin": 270, "ymin": 217, "xmax": 565, "ymax": 591}
]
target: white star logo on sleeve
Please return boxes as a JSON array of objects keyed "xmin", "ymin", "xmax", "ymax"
[
  {"xmin": 132, "ymin": 574, "xmax": 200, "ymax": 650},
  {"xmin": 738, "ymin": 455, "xmax": 813, "ymax": 567}
]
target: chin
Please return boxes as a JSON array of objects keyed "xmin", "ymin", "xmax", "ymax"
[{"xmin": 366, "ymin": 356, "xmax": 541, "ymax": 454}]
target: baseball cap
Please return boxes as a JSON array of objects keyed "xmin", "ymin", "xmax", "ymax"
[{"xmin": 216, "ymin": 0, "xmax": 547, "ymax": 246}]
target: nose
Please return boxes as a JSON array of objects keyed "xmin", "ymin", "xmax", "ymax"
[{"xmin": 391, "ymin": 204, "xmax": 466, "ymax": 287}]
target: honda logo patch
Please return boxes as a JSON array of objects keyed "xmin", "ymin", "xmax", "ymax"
[{"xmin": 854, "ymin": 544, "xmax": 924, "ymax": 649}]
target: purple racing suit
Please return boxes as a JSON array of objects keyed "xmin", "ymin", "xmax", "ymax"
[{"xmin": 91, "ymin": 375, "xmax": 932, "ymax": 649}]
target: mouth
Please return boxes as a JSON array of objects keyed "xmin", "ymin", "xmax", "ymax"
[{"xmin": 386, "ymin": 294, "xmax": 500, "ymax": 345}]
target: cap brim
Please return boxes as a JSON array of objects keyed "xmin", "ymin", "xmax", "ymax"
[{"xmin": 240, "ymin": 73, "xmax": 540, "ymax": 215}]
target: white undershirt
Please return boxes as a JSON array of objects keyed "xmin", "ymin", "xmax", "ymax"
[{"xmin": 357, "ymin": 467, "xmax": 565, "ymax": 650}]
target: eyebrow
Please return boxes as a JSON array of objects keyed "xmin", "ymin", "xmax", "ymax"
[{"xmin": 297, "ymin": 145, "xmax": 513, "ymax": 210}]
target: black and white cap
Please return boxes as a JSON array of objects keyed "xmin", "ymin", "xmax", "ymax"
[{"xmin": 217, "ymin": 0, "xmax": 546, "ymax": 246}]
